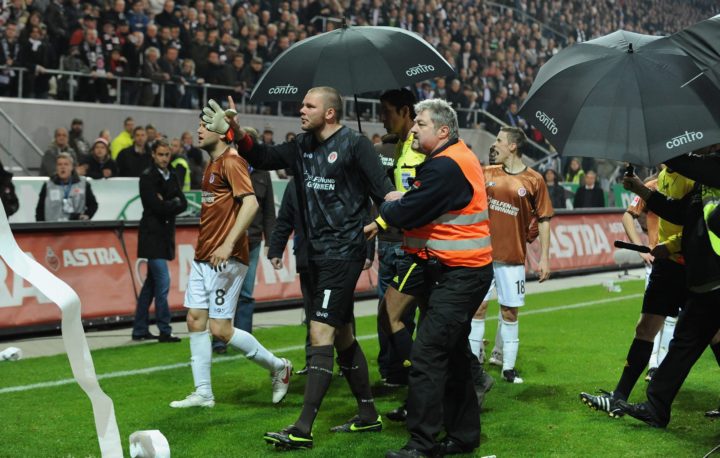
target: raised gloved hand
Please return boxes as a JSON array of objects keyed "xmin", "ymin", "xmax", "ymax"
[{"xmin": 201, "ymin": 99, "xmax": 238, "ymax": 135}]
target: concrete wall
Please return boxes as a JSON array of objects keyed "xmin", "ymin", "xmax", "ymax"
[{"xmin": 0, "ymin": 97, "xmax": 496, "ymax": 173}]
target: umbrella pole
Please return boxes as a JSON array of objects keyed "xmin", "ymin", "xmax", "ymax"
[{"xmin": 354, "ymin": 94, "xmax": 362, "ymax": 133}]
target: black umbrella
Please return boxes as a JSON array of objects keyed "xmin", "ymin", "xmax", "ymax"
[
  {"xmin": 518, "ymin": 30, "xmax": 720, "ymax": 166},
  {"xmin": 670, "ymin": 14, "xmax": 720, "ymax": 88},
  {"xmin": 249, "ymin": 21, "xmax": 455, "ymax": 130}
]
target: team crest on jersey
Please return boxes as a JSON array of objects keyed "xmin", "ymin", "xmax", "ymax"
[
  {"xmin": 412, "ymin": 180, "xmax": 421, "ymax": 190},
  {"xmin": 209, "ymin": 173, "xmax": 215, "ymax": 184},
  {"xmin": 328, "ymin": 151, "xmax": 338, "ymax": 163},
  {"xmin": 517, "ymin": 187, "xmax": 527, "ymax": 197}
]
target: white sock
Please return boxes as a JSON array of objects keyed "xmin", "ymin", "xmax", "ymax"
[
  {"xmin": 658, "ymin": 316, "xmax": 677, "ymax": 365},
  {"xmin": 189, "ymin": 330, "xmax": 212, "ymax": 397},
  {"xmin": 228, "ymin": 328, "xmax": 284, "ymax": 372},
  {"xmin": 501, "ymin": 319, "xmax": 519, "ymax": 371},
  {"xmin": 649, "ymin": 328, "xmax": 661, "ymax": 369},
  {"xmin": 469, "ymin": 319, "xmax": 485, "ymax": 360},
  {"xmin": 492, "ymin": 311, "xmax": 504, "ymax": 356}
]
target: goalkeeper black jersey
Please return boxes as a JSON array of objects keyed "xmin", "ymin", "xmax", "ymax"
[{"xmin": 238, "ymin": 126, "xmax": 393, "ymax": 261}]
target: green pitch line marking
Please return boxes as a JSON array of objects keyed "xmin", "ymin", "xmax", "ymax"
[{"xmin": 0, "ymin": 293, "xmax": 643, "ymax": 395}]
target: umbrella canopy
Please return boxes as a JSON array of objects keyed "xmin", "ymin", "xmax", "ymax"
[
  {"xmin": 249, "ymin": 23, "xmax": 455, "ymax": 102},
  {"xmin": 518, "ymin": 30, "xmax": 720, "ymax": 166},
  {"xmin": 670, "ymin": 14, "xmax": 720, "ymax": 89}
]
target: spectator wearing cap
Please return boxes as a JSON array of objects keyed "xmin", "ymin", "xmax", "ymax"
[
  {"xmin": 261, "ymin": 126, "xmax": 275, "ymax": 146},
  {"xmin": 86, "ymin": 137, "xmax": 118, "ymax": 179},
  {"xmin": 68, "ymin": 118, "xmax": 89, "ymax": 159},
  {"xmin": 41, "ymin": 127, "xmax": 77, "ymax": 176},
  {"xmin": 36, "ymin": 152, "xmax": 98, "ymax": 222}
]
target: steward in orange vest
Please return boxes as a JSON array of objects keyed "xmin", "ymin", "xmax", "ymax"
[{"xmin": 370, "ymin": 99, "xmax": 493, "ymax": 458}]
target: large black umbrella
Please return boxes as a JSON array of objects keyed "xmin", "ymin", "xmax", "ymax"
[
  {"xmin": 249, "ymin": 21, "xmax": 454, "ymax": 125},
  {"xmin": 518, "ymin": 30, "xmax": 720, "ymax": 166},
  {"xmin": 670, "ymin": 14, "xmax": 720, "ymax": 88}
]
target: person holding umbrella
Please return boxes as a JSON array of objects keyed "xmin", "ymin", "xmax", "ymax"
[
  {"xmin": 617, "ymin": 146, "xmax": 720, "ymax": 427},
  {"xmin": 202, "ymin": 87, "xmax": 398, "ymax": 450}
]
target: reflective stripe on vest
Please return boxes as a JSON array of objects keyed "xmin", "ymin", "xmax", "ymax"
[
  {"xmin": 403, "ymin": 140, "xmax": 492, "ymax": 268},
  {"xmin": 405, "ymin": 236, "xmax": 492, "ymax": 251},
  {"xmin": 432, "ymin": 210, "xmax": 488, "ymax": 226},
  {"xmin": 702, "ymin": 185, "xmax": 720, "ymax": 256}
]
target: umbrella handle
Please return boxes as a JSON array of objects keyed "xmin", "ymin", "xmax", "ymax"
[{"xmin": 625, "ymin": 164, "xmax": 635, "ymax": 177}]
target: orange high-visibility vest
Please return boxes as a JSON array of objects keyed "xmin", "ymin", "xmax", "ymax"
[{"xmin": 403, "ymin": 140, "xmax": 493, "ymax": 268}]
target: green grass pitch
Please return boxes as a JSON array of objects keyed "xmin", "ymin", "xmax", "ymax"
[{"xmin": 2, "ymin": 279, "xmax": 720, "ymax": 457}]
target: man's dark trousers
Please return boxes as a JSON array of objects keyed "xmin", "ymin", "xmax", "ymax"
[
  {"xmin": 647, "ymin": 289, "xmax": 720, "ymax": 425},
  {"xmin": 405, "ymin": 263, "xmax": 493, "ymax": 452}
]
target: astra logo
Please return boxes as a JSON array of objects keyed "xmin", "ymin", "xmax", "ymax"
[
  {"xmin": 535, "ymin": 111, "xmax": 559, "ymax": 135},
  {"xmin": 406, "ymin": 64, "xmax": 435, "ymax": 76},
  {"xmin": 666, "ymin": 131, "xmax": 704, "ymax": 149},
  {"xmin": 268, "ymin": 84, "xmax": 298, "ymax": 95}
]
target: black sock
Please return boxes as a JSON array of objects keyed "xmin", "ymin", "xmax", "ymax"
[
  {"xmin": 390, "ymin": 327, "xmax": 414, "ymax": 370},
  {"xmin": 614, "ymin": 338, "xmax": 654, "ymax": 401},
  {"xmin": 711, "ymin": 342, "xmax": 720, "ymax": 367},
  {"xmin": 337, "ymin": 340, "xmax": 378, "ymax": 422},
  {"xmin": 295, "ymin": 345, "xmax": 334, "ymax": 434}
]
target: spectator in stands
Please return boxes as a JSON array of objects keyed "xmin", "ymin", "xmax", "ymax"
[
  {"xmin": 41, "ymin": 127, "xmax": 77, "ymax": 176},
  {"xmin": 77, "ymin": 28, "xmax": 111, "ymax": 103},
  {"xmin": 188, "ymin": 28, "xmax": 209, "ymax": 76},
  {"xmin": 180, "ymin": 130, "xmax": 206, "ymax": 189},
  {"xmin": 140, "ymin": 46, "xmax": 169, "ymax": 106},
  {"xmin": 0, "ymin": 159, "xmax": 19, "ymax": 217},
  {"xmin": 155, "ymin": 0, "xmax": 180, "ymax": 28},
  {"xmin": 202, "ymin": 49, "xmax": 233, "ymax": 102},
  {"xmin": 127, "ymin": 0, "xmax": 149, "ymax": 34},
  {"xmin": 111, "ymin": 116, "xmax": 135, "ymax": 159},
  {"xmin": 99, "ymin": 129, "xmax": 112, "ymax": 143},
  {"xmin": 573, "ymin": 170, "xmax": 605, "ymax": 208},
  {"xmin": 179, "ymin": 58, "xmax": 203, "ymax": 108},
  {"xmin": 86, "ymin": 137, "xmax": 117, "ymax": 179},
  {"xmin": 36, "ymin": 152, "xmax": 98, "ymax": 221},
  {"xmin": 44, "ymin": 0, "xmax": 69, "ymax": 57},
  {"xmin": 544, "ymin": 168, "xmax": 566, "ymax": 209},
  {"xmin": 103, "ymin": 0, "xmax": 128, "ymax": 28},
  {"xmin": 18, "ymin": 24, "xmax": 53, "ymax": 99},
  {"xmin": 565, "ymin": 157, "xmax": 586, "ymax": 185},
  {"xmin": 0, "ymin": 22, "xmax": 22, "ymax": 97},
  {"xmin": 158, "ymin": 45, "xmax": 182, "ymax": 107},
  {"xmin": 121, "ymin": 31, "xmax": 144, "ymax": 105},
  {"xmin": 75, "ymin": 155, "xmax": 89, "ymax": 177},
  {"xmin": 69, "ymin": 14, "xmax": 98, "ymax": 47},
  {"xmin": 68, "ymin": 118, "xmax": 88, "ymax": 159},
  {"xmin": 116, "ymin": 125, "xmax": 152, "ymax": 177}
]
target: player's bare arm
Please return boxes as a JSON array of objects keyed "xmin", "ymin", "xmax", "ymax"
[{"xmin": 538, "ymin": 219, "xmax": 551, "ymax": 282}]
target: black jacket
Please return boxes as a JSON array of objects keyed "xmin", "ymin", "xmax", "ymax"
[
  {"xmin": 138, "ymin": 166, "xmax": 187, "ymax": 260},
  {"xmin": 573, "ymin": 186, "xmax": 604, "ymax": 208},
  {"xmin": 247, "ymin": 169, "xmax": 276, "ymax": 245},
  {"xmin": 268, "ymin": 178, "xmax": 308, "ymax": 270},
  {"xmin": 645, "ymin": 153, "xmax": 720, "ymax": 293}
]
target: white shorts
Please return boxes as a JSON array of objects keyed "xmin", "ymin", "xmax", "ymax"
[
  {"xmin": 184, "ymin": 259, "xmax": 248, "ymax": 319},
  {"xmin": 483, "ymin": 262, "xmax": 526, "ymax": 307}
]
